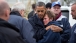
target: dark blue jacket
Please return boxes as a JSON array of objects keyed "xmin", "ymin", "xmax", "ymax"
[
  {"xmin": 38, "ymin": 21, "xmax": 61, "ymax": 43},
  {"xmin": 56, "ymin": 16, "xmax": 71, "ymax": 43},
  {"xmin": 28, "ymin": 14, "xmax": 46, "ymax": 42},
  {"xmin": 8, "ymin": 11, "xmax": 36, "ymax": 43},
  {"xmin": 28, "ymin": 14, "xmax": 61, "ymax": 43},
  {"xmin": 28, "ymin": 10, "xmax": 35, "ymax": 19},
  {"xmin": 46, "ymin": 21, "xmax": 62, "ymax": 27},
  {"xmin": 38, "ymin": 30, "xmax": 61, "ymax": 43},
  {"xmin": 69, "ymin": 24, "xmax": 76, "ymax": 43}
]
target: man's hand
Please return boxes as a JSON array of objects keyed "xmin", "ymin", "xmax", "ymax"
[
  {"xmin": 46, "ymin": 25, "xmax": 63, "ymax": 32},
  {"xmin": 45, "ymin": 26, "xmax": 51, "ymax": 30}
]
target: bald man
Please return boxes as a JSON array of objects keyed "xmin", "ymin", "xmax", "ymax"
[{"xmin": 0, "ymin": 0, "xmax": 25, "ymax": 43}]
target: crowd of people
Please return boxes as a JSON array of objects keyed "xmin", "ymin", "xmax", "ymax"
[{"xmin": 0, "ymin": 0, "xmax": 76, "ymax": 43}]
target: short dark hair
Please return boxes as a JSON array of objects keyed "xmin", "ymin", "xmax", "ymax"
[
  {"xmin": 32, "ymin": 3, "xmax": 36, "ymax": 10},
  {"xmin": 45, "ymin": 11, "xmax": 55, "ymax": 20},
  {"xmin": 36, "ymin": 2, "xmax": 46, "ymax": 8},
  {"xmin": 46, "ymin": 3, "xmax": 51, "ymax": 8}
]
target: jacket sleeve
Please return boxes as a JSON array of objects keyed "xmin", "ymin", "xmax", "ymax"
[
  {"xmin": 38, "ymin": 30, "xmax": 61, "ymax": 43},
  {"xmin": 61, "ymin": 18, "xmax": 71, "ymax": 43},
  {"xmin": 28, "ymin": 18, "xmax": 47, "ymax": 42},
  {"xmin": 34, "ymin": 28, "xmax": 47, "ymax": 42},
  {"xmin": 21, "ymin": 19, "xmax": 36, "ymax": 43}
]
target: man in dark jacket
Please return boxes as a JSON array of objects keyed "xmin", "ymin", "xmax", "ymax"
[
  {"xmin": 51, "ymin": 1, "xmax": 71, "ymax": 43},
  {"xmin": 0, "ymin": 0, "xmax": 25, "ymax": 43},
  {"xmin": 28, "ymin": 2, "xmax": 62, "ymax": 42},
  {"xmin": 28, "ymin": 3, "xmax": 36, "ymax": 19},
  {"xmin": 37, "ymin": 11, "xmax": 61, "ymax": 43},
  {"xmin": 69, "ymin": 3, "xmax": 76, "ymax": 43},
  {"xmin": 8, "ymin": 2, "xmax": 36, "ymax": 43}
]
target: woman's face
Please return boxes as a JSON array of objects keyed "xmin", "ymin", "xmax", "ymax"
[{"xmin": 43, "ymin": 14, "xmax": 53, "ymax": 25}]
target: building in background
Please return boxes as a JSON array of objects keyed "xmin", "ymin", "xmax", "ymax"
[{"xmin": 6, "ymin": 0, "xmax": 76, "ymax": 19}]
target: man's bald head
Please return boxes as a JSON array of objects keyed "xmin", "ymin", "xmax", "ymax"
[
  {"xmin": 0, "ymin": 0, "xmax": 10, "ymax": 15},
  {"xmin": 0, "ymin": 0, "xmax": 10, "ymax": 21}
]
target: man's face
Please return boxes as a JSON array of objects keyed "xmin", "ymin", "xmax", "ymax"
[
  {"xmin": 52, "ymin": 5, "xmax": 61, "ymax": 16},
  {"xmin": 21, "ymin": 10, "xmax": 25, "ymax": 17},
  {"xmin": 43, "ymin": 14, "xmax": 53, "ymax": 25},
  {"xmin": 36, "ymin": 6, "xmax": 46, "ymax": 19},
  {"xmin": 71, "ymin": 5, "xmax": 76, "ymax": 19}
]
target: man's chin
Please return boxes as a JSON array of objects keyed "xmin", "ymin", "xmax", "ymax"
[
  {"xmin": 39, "ymin": 17, "xmax": 43, "ymax": 19},
  {"xmin": 73, "ymin": 17, "xmax": 76, "ymax": 20},
  {"xmin": 55, "ymin": 13, "xmax": 59, "ymax": 15}
]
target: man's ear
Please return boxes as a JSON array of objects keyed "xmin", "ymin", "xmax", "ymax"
[
  {"xmin": 4, "ymin": 9, "xmax": 10, "ymax": 17},
  {"xmin": 19, "ymin": 10, "xmax": 22, "ymax": 15},
  {"xmin": 3, "ymin": 9, "xmax": 10, "ymax": 21},
  {"xmin": 4, "ymin": 10, "xmax": 7, "ymax": 17}
]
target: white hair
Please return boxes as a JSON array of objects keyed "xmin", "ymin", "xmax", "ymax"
[{"xmin": 11, "ymin": 2, "xmax": 25, "ymax": 11}]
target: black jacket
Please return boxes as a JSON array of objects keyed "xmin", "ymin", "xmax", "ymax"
[
  {"xmin": 0, "ymin": 18, "xmax": 26, "ymax": 43},
  {"xmin": 28, "ymin": 10, "xmax": 34, "ymax": 19},
  {"xmin": 28, "ymin": 14, "xmax": 47, "ymax": 42}
]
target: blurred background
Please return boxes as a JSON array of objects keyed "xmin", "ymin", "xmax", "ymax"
[
  {"xmin": 6, "ymin": 0, "xmax": 76, "ymax": 18},
  {"xmin": 6, "ymin": 0, "xmax": 76, "ymax": 19}
]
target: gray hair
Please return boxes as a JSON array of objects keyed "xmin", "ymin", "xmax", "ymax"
[
  {"xmin": 11, "ymin": 2, "xmax": 25, "ymax": 11},
  {"xmin": 36, "ymin": 2, "xmax": 46, "ymax": 8}
]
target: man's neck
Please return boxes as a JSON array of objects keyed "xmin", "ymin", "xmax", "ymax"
[
  {"xmin": 0, "ymin": 16, "xmax": 7, "ymax": 21},
  {"xmin": 55, "ymin": 13, "xmax": 61, "ymax": 20}
]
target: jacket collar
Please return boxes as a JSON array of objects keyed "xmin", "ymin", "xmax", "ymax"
[
  {"xmin": 56, "ymin": 15, "xmax": 67, "ymax": 21},
  {"xmin": 10, "ymin": 11, "xmax": 21, "ymax": 16},
  {"xmin": 0, "ymin": 18, "xmax": 19, "ymax": 32},
  {"xmin": 55, "ymin": 12, "xmax": 61, "ymax": 20},
  {"xmin": 34, "ymin": 14, "xmax": 44, "ymax": 27},
  {"xmin": 55, "ymin": 12, "xmax": 67, "ymax": 21}
]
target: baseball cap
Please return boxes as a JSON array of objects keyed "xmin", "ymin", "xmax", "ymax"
[{"xmin": 52, "ymin": 1, "xmax": 61, "ymax": 7}]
